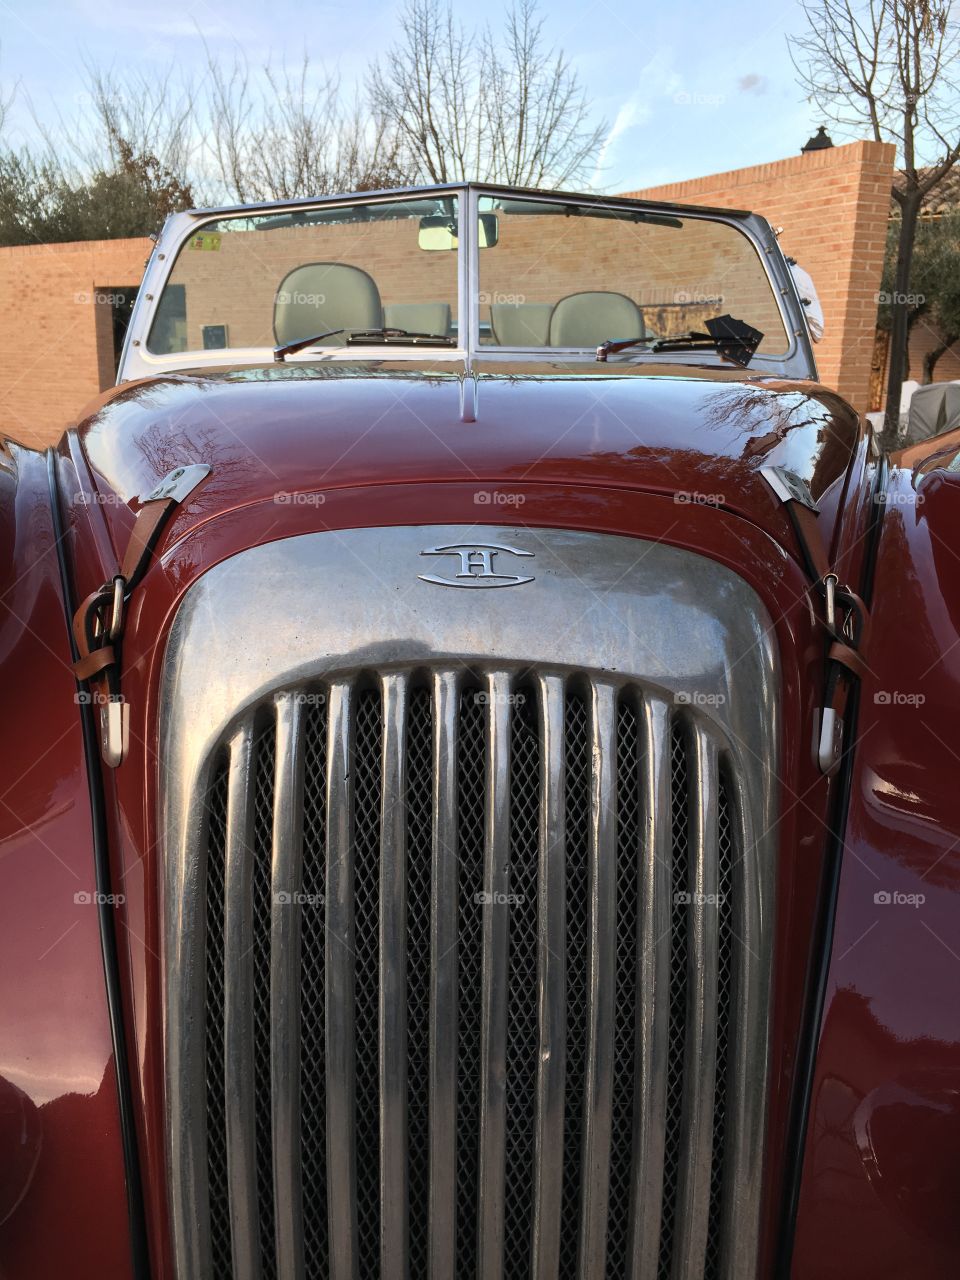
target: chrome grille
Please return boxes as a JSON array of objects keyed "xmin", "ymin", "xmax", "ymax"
[
  {"xmin": 161, "ymin": 523, "xmax": 778, "ymax": 1280},
  {"xmin": 196, "ymin": 671, "xmax": 761, "ymax": 1280}
]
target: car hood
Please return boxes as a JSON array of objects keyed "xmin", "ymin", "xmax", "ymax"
[{"xmin": 69, "ymin": 358, "xmax": 863, "ymax": 565}]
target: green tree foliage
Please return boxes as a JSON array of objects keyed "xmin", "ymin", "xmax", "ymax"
[
  {"xmin": 878, "ymin": 211, "xmax": 960, "ymax": 380},
  {"xmin": 0, "ymin": 134, "xmax": 193, "ymax": 247}
]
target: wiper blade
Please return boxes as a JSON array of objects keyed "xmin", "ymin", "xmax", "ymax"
[
  {"xmin": 273, "ymin": 324, "xmax": 457, "ymax": 362},
  {"xmin": 596, "ymin": 314, "xmax": 764, "ymax": 367},
  {"xmin": 346, "ymin": 327, "xmax": 456, "ymax": 347},
  {"xmin": 273, "ymin": 329, "xmax": 345, "ymax": 362}
]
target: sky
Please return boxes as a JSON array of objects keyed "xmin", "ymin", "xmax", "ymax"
[{"xmin": 0, "ymin": 0, "xmax": 836, "ymax": 193}]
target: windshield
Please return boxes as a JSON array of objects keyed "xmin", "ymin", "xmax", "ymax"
[
  {"xmin": 147, "ymin": 196, "xmax": 460, "ymax": 356},
  {"xmin": 477, "ymin": 195, "xmax": 789, "ymax": 355}
]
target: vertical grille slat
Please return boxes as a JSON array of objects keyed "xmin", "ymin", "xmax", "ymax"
[
  {"xmin": 578, "ymin": 682, "xmax": 618, "ymax": 1278},
  {"xmin": 223, "ymin": 724, "xmax": 261, "ymax": 1280},
  {"xmin": 626, "ymin": 695, "xmax": 673, "ymax": 1277},
  {"xmin": 531, "ymin": 675, "xmax": 566, "ymax": 1280},
  {"xmin": 325, "ymin": 682, "xmax": 359, "ymax": 1280},
  {"xmin": 428, "ymin": 672, "xmax": 459, "ymax": 1280},
  {"xmin": 718, "ymin": 766, "xmax": 770, "ymax": 1279},
  {"xmin": 270, "ymin": 694, "xmax": 306, "ymax": 1280},
  {"xmin": 188, "ymin": 666, "xmax": 771, "ymax": 1280},
  {"xmin": 673, "ymin": 725, "xmax": 720, "ymax": 1279},
  {"xmin": 379, "ymin": 675, "xmax": 410, "ymax": 1279},
  {"xmin": 477, "ymin": 672, "xmax": 512, "ymax": 1280}
]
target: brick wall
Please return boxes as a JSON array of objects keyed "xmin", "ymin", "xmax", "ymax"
[
  {"xmin": 0, "ymin": 237, "xmax": 151, "ymax": 449},
  {"xmin": 626, "ymin": 140, "xmax": 897, "ymax": 410},
  {"xmin": 0, "ymin": 140, "xmax": 895, "ymax": 450}
]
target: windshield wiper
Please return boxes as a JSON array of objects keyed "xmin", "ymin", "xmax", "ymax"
[
  {"xmin": 273, "ymin": 329, "xmax": 346, "ymax": 362},
  {"xmin": 346, "ymin": 327, "xmax": 456, "ymax": 347},
  {"xmin": 596, "ymin": 314, "xmax": 764, "ymax": 367},
  {"xmin": 273, "ymin": 325, "xmax": 457, "ymax": 362}
]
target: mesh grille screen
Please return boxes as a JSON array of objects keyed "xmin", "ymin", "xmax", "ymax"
[
  {"xmin": 252, "ymin": 723, "xmax": 277, "ymax": 1280},
  {"xmin": 406, "ymin": 688, "xmax": 433, "ymax": 1278},
  {"xmin": 658, "ymin": 723, "xmax": 691, "ymax": 1278},
  {"xmin": 300, "ymin": 697, "xmax": 330, "ymax": 1274},
  {"xmin": 201, "ymin": 679, "xmax": 740, "ymax": 1280},
  {"xmin": 204, "ymin": 758, "xmax": 231, "ymax": 1276},
  {"xmin": 353, "ymin": 689, "xmax": 383, "ymax": 1280},
  {"xmin": 606, "ymin": 697, "xmax": 642, "ymax": 1277},
  {"xmin": 704, "ymin": 773, "xmax": 736, "ymax": 1280},
  {"xmin": 559, "ymin": 691, "xmax": 590, "ymax": 1275},
  {"xmin": 454, "ymin": 688, "xmax": 485, "ymax": 1276},
  {"xmin": 504, "ymin": 687, "xmax": 541, "ymax": 1277}
]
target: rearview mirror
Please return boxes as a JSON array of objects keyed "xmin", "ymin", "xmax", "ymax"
[
  {"xmin": 418, "ymin": 212, "xmax": 499, "ymax": 250},
  {"xmin": 478, "ymin": 212, "xmax": 499, "ymax": 248}
]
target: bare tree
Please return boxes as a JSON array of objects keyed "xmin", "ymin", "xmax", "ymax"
[
  {"xmin": 369, "ymin": 0, "xmax": 606, "ymax": 186},
  {"xmin": 204, "ymin": 50, "xmax": 408, "ymax": 201},
  {"xmin": 26, "ymin": 63, "xmax": 199, "ymax": 193},
  {"xmin": 481, "ymin": 0, "xmax": 606, "ymax": 187},
  {"xmin": 791, "ymin": 0, "xmax": 960, "ymax": 449},
  {"xmin": 368, "ymin": 0, "xmax": 480, "ymax": 182}
]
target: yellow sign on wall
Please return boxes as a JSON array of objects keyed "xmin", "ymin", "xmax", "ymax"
[{"xmin": 188, "ymin": 233, "xmax": 222, "ymax": 252}]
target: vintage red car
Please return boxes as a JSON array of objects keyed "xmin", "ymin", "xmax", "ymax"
[{"xmin": 1, "ymin": 183, "xmax": 958, "ymax": 1279}]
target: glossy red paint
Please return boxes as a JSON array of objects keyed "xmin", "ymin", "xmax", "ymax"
[
  {"xmin": 792, "ymin": 438, "xmax": 960, "ymax": 1279},
  {"xmin": 6, "ymin": 354, "xmax": 884, "ymax": 1276},
  {"xmin": 0, "ymin": 443, "xmax": 132, "ymax": 1279},
  {"xmin": 71, "ymin": 361, "xmax": 861, "ymax": 578}
]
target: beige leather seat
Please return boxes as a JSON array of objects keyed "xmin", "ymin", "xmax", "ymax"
[
  {"xmin": 489, "ymin": 302, "xmax": 552, "ymax": 347},
  {"xmin": 274, "ymin": 263, "xmax": 382, "ymax": 345},
  {"xmin": 548, "ymin": 291, "xmax": 645, "ymax": 348},
  {"xmin": 383, "ymin": 302, "xmax": 452, "ymax": 335}
]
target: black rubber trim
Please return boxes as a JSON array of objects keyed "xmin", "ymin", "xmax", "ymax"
[
  {"xmin": 773, "ymin": 450, "xmax": 888, "ymax": 1275},
  {"xmin": 46, "ymin": 448, "xmax": 151, "ymax": 1279}
]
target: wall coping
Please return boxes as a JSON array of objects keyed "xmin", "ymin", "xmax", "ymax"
[{"xmin": 625, "ymin": 139, "xmax": 896, "ymax": 202}]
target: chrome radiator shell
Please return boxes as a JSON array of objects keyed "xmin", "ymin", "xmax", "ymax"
[{"xmin": 159, "ymin": 525, "xmax": 780, "ymax": 1280}]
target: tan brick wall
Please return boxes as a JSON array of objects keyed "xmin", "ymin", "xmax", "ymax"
[
  {"xmin": 0, "ymin": 237, "xmax": 151, "ymax": 450},
  {"xmin": 626, "ymin": 140, "xmax": 897, "ymax": 410},
  {"xmin": 0, "ymin": 140, "xmax": 895, "ymax": 450}
]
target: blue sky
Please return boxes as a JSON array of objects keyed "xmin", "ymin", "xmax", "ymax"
[{"xmin": 0, "ymin": 0, "xmax": 833, "ymax": 191}]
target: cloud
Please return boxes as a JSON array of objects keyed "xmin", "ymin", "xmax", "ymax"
[
  {"xmin": 737, "ymin": 73, "xmax": 768, "ymax": 94},
  {"xmin": 590, "ymin": 48, "xmax": 683, "ymax": 189},
  {"xmin": 592, "ymin": 92, "xmax": 653, "ymax": 185}
]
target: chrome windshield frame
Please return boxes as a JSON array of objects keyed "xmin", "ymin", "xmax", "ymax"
[{"xmin": 118, "ymin": 181, "xmax": 816, "ymax": 383}]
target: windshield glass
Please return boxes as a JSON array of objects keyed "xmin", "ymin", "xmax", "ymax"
[
  {"xmin": 477, "ymin": 195, "xmax": 789, "ymax": 356},
  {"xmin": 147, "ymin": 196, "xmax": 460, "ymax": 355}
]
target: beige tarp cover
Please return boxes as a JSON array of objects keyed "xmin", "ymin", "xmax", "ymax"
[{"xmin": 906, "ymin": 381, "xmax": 960, "ymax": 444}]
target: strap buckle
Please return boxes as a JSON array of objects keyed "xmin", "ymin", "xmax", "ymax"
[{"xmin": 823, "ymin": 573, "xmax": 838, "ymax": 633}]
